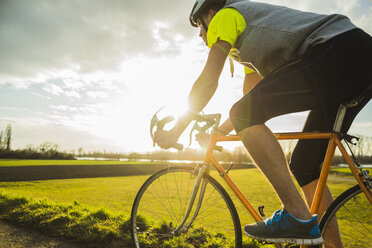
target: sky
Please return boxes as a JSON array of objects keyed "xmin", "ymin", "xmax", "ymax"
[{"xmin": 0, "ymin": 0, "xmax": 372, "ymax": 153}]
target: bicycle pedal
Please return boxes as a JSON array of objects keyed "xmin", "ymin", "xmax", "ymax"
[{"xmin": 258, "ymin": 205, "xmax": 266, "ymax": 219}]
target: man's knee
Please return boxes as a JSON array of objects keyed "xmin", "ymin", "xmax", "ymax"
[
  {"xmin": 229, "ymin": 99, "xmax": 265, "ymax": 133},
  {"xmin": 230, "ymin": 101, "xmax": 249, "ymax": 133}
]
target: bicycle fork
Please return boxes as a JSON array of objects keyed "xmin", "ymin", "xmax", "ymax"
[{"xmin": 172, "ymin": 164, "xmax": 209, "ymax": 235}]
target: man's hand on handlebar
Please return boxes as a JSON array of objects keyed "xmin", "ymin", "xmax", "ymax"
[
  {"xmin": 154, "ymin": 129, "xmax": 180, "ymax": 150},
  {"xmin": 151, "ymin": 109, "xmax": 223, "ymax": 150},
  {"xmin": 195, "ymin": 132, "xmax": 210, "ymax": 149}
]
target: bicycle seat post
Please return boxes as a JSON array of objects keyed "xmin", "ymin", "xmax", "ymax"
[
  {"xmin": 332, "ymin": 104, "xmax": 347, "ymax": 133},
  {"xmin": 332, "ymin": 100, "xmax": 359, "ymax": 133}
]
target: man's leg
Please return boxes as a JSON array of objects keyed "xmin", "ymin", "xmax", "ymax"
[
  {"xmin": 302, "ymin": 181, "xmax": 343, "ymax": 248},
  {"xmin": 228, "ymin": 41, "xmax": 335, "ymax": 244},
  {"xmin": 289, "ymin": 107, "xmax": 343, "ymax": 248},
  {"xmin": 293, "ymin": 93, "xmax": 371, "ymax": 247},
  {"xmin": 237, "ymin": 124, "xmax": 323, "ymax": 245},
  {"xmin": 238, "ymin": 124, "xmax": 312, "ymax": 220}
]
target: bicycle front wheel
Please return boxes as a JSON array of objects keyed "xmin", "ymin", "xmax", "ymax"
[
  {"xmin": 130, "ymin": 166, "xmax": 242, "ymax": 248},
  {"xmin": 319, "ymin": 184, "xmax": 372, "ymax": 248}
]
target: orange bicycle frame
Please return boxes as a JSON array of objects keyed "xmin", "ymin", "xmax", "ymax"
[{"xmin": 203, "ymin": 132, "xmax": 372, "ymax": 225}]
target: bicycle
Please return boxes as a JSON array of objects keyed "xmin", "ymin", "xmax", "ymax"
[{"xmin": 130, "ymin": 89, "xmax": 372, "ymax": 248}]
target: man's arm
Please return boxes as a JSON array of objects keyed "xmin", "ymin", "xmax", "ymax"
[
  {"xmin": 196, "ymin": 71, "xmax": 262, "ymax": 146},
  {"xmin": 170, "ymin": 40, "xmax": 232, "ymax": 138},
  {"xmin": 154, "ymin": 40, "xmax": 231, "ymax": 149},
  {"xmin": 243, "ymin": 71, "xmax": 262, "ymax": 95}
]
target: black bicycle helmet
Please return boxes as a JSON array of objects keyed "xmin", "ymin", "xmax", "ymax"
[{"xmin": 189, "ymin": 0, "xmax": 226, "ymax": 30}]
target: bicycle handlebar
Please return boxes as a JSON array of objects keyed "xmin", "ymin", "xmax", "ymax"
[{"xmin": 150, "ymin": 109, "xmax": 223, "ymax": 151}]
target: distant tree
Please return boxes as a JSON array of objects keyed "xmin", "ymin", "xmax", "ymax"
[
  {"xmin": 26, "ymin": 144, "xmax": 35, "ymax": 152},
  {"xmin": 279, "ymin": 140, "xmax": 298, "ymax": 161},
  {"xmin": 78, "ymin": 147, "xmax": 84, "ymax": 156},
  {"xmin": 5, "ymin": 124, "xmax": 12, "ymax": 151},
  {"xmin": 128, "ymin": 152, "xmax": 140, "ymax": 161},
  {"xmin": 0, "ymin": 131, "xmax": 3, "ymax": 150},
  {"xmin": 233, "ymin": 146, "xmax": 248, "ymax": 164},
  {"xmin": 38, "ymin": 142, "xmax": 59, "ymax": 157}
]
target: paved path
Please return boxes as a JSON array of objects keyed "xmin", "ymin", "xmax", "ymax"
[
  {"xmin": 0, "ymin": 221, "xmax": 80, "ymax": 248},
  {"xmin": 328, "ymin": 176, "xmax": 356, "ymax": 182}
]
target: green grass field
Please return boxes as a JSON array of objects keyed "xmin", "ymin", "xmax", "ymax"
[
  {"xmin": 0, "ymin": 167, "xmax": 356, "ymax": 228},
  {"xmin": 0, "ymin": 166, "xmax": 356, "ymax": 219},
  {"xmin": 0, "ymin": 160, "xmax": 365, "ymax": 247}
]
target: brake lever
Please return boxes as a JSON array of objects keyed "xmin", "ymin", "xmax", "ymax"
[
  {"xmin": 189, "ymin": 122, "xmax": 202, "ymax": 146},
  {"xmin": 150, "ymin": 108, "xmax": 184, "ymax": 150},
  {"xmin": 189, "ymin": 118, "xmax": 224, "ymax": 152}
]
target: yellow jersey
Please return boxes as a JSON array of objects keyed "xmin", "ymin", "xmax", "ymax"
[{"xmin": 207, "ymin": 8, "xmax": 255, "ymax": 75}]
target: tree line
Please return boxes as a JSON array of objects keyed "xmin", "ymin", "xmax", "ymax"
[
  {"xmin": 0, "ymin": 123, "xmax": 371, "ymax": 164},
  {"xmin": 0, "ymin": 124, "xmax": 74, "ymax": 159}
]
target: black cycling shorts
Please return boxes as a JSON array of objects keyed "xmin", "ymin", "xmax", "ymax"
[{"xmin": 229, "ymin": 29, "xmax": 372, "ymax": 187}]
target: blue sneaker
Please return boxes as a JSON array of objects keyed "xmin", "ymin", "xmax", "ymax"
[{"xmin": 244, "ymin": 209, "xmax": 323, "ymax": 245}]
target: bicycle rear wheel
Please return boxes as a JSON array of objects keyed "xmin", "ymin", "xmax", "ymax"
[
  {"xmin": 130, "ymin": 166, "xmax": 242, "ymax": 248},
  {"xmin": 319, "ymin": 184, "xmax": 371, "ymax": 248}
]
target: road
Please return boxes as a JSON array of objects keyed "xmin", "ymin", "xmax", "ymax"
[{"xmin": 0, "ymin": 221, "xmax": 80, "ymax": 248}]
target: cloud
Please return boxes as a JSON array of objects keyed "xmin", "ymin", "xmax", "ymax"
[
  {"xmin": 0, "ymin": 0, "xmax": 196, "ymax": 83},
  {"xmin": 87, "ymin": 91, "xmax": 108, "ymax": 99},
  {"xmin": 1, "ymin": 116, "xmax": 123, "ymax": 152},
  {"xmin": 353, "ymin": 122, "xmax": 372, "ymax": 128},
  {"xmin": 1, "ymin": 0, "xmax": 371, "ymax": 104},
  {"xmin": 64, "ymin": 91, "xmax": 81, "ymax": 99},
  {"xmin": 43, "ymin": 83, "xmax": 64, "ymax": 96},
  {"xmin": 50, "ymin": 104, "xmax": 101, "ymax": 114},
  {"xmin": 50, "ymin": 105, "xmax": 79, "ymax": 112},
  {"xmin": 43, "ymin": 83, "xmax": 81, "ymax": 98}
]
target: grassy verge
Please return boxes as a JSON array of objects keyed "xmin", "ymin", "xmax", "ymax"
[
  {"xmin": 0, "ymin": 169, "xmax": 355, "ymax": 240},
  {"xmin": 0, "ymin": 193, "xmax": 131, "ymax": 247},
  {"xmin": 0, "ymin": 159, "xmax": 162, "ymax": 167},
  {"xmin": 0, "ymin": 193, "xmax": 262, "ymax": 248}
]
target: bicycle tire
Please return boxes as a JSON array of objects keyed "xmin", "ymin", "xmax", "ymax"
[
  {"xmin": 130, "ymin": 166, "xmax": 242, "ymax": 248},
  {"xmin": 319, "ymin": 184, "xmax": 371, "ymax": 248}
]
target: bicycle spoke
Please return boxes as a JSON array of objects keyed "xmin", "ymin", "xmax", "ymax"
[
  {"xmin": 164, "ymin": 173, "xmax": 178, "ymax": 223},
  {"xmin": 340, "ymin": 205, "xmax": 371, "ymax": 238},
  {"xmin": 352, "ymin": 196, "xmax": 372, "ymax": 234},
  {"xmin": 197, "ymin": 206, "xmax": 230, "ymax": 222},
  {"xmin": 339, "ymin": 230, "xmax": 368, "ymax": 244},
  {"xmin": 197, "ymin": 192, "xmax": 227, "ymax": 217},
  {"xmin": 145, "ymin": 185, "xmax": 173, "ymax": 222},
  {"xmin": 179, "ymin": 171, "xmax": 183, "ymax": 221},
  {"xmin": 182, "ymin": 173, "xmax": 192, "ymax": 221},
  {"xmin": 158, "ymin": 175, "xmax": 177, "ymax": 224},
  {"xmin": 140, "ymin": 202, "xmax": 168, "ymax": 225}
]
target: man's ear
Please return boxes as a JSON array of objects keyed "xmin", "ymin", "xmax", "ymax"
[{"xmin": 208, "ymin": 9, "xmax": 217, "ymax": 19}]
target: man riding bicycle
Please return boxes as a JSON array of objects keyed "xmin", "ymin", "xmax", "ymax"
[{"xmin": 154, "ymin": 0, "xmax": 372, "ymax": 246}]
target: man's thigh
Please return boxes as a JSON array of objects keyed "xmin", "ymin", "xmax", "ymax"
[{"xmin": 230, "ymin": 59, "xmax": 322, "ymax": 133}]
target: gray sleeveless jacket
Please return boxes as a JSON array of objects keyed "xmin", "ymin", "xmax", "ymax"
[{"xmin": 224, "ymin": 0, "xmax": 357, "ymax": 76}]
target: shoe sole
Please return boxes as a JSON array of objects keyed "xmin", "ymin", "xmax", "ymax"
[{"xmin": 244, "ymin": 230, "xmax": 324, "ymax": 246}]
